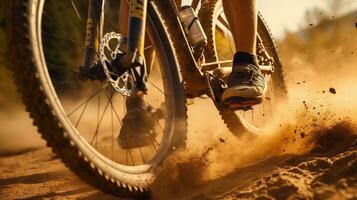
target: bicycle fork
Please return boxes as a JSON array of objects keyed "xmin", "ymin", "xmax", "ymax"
[
  {"xmin": 82, "ymin": 0, "xmax": 148, "ymax": 92},
  {"xmin": 126, "ymin": 0, "xmax": 148, "ymax": 65},
  {"xmin": 83, "ymin": 0, "xmax": 103, "ymax": 68}
]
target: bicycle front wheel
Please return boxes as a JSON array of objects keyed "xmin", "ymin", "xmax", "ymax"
[{"xmin": 6, "ymin": 0, "xmax": 187, "ymax": 196}]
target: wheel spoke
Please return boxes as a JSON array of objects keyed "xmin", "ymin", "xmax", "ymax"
[
  {"xmin": 151, "ymin": 135, "xmax": 160, "ymax": 147},
  {"xmin": 94, "ymin": 0, "xmax": 117, "ymax": 31},
  {"xmin": 139, "ymin": 147, "xmax": 145, "ymax": 164},
  {"xmin": 42, "ymin": 31, "xmax": 86, "ymax": 50},
  {"xmin": 67, "ymin": 84, "xmax": 107, "ymax": 117},
  {"xmin": 70, "ymin": 0, "xmax": 82, "ymax": 21},
  {"xmin": 124, "ymin": 131, "xmax": 135, "ymax": 166},
  {"xmin": 75, "ymin": 98, "xmax": 90, "ymax": 128},
  {"xmin": 95, "ymin": 93, "xmax": 101, "ymax": 146},
  {"xmin": 54, "ymin": 79, "xmax": 77, "ymax": 87},
  {"xmin": 125, "ymin": 140, "xmax": 128, "ymax": 165},
  {"xmin": 149, "ymin": 80, "xmax": 166, "ymax": 96},
  {"xmin": 91, "ymin": 92, "xmax": 112, "ymax": 145},
  {"xmin": 47, "ymin": 61, "xmax": 80, "ymax": 73},
  {"xmin": 129, "ymin": 149, "xmax": 135, "ymax": 166},
  {"xmin": 141, "ymin": 98, "xmax": 164, "ymax": 132},
  {"xmin": 100, "ymin": 87, "xmax": 123, "ymax": 126},
  {"xmin": 39, "ymin": 0, "xmax": 180, "ymax": 169},
  {"xmin": 145, "ymin": 45, "xmax": 154, "ymax": 50},
  {"xmin": 148, "ymin": 134, "xmax": 158, "ymax": 152},
  {"xmin": 42, "ymin": 7, "xmax": 108, "ymax": 65},
  {"xmin": 111, "ymin": 99, "xmax": 114, "ymax": 160},
  {"xmin": 217, "ymin": 14, "xmax": 230, "ymax": 31}
]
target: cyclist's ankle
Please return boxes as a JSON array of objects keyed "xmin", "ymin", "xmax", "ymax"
[{"xmin": 233, "ymin": 52, "xmax": 258, "ymax": 68}]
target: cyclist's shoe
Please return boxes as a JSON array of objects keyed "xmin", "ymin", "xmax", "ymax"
[
  {"xmin": 222, "ymin": 53, "xmax": 266, "ymax": 108},
  {"xmin": 118, "ymin": 96, "xmax": 158, "ymax": 149}
]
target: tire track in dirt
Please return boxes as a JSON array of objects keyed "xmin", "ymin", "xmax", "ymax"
[{"xmin": 0, "ymin": 149, "xmax": 129, "ymax": 200}]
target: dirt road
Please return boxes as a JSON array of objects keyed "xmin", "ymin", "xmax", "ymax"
[
  {"xmin": 0, "ymin": 148, "xmax": 127, "ymax": 200},
  {"xmin": 1, "ymin": 62, "xmax": 357, "ymax": 199},
  {"xmin": 0, "ymin": 120, "xmax": 356, "ymax": 199}
]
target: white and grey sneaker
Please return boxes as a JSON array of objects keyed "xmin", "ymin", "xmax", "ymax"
[{"xmin": 222, "ymin": 63, "xmax": 267, "ymax": 108}]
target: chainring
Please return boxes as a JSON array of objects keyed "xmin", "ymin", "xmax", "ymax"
[{"xmin": 99, "ymin": 32, "xmax": 135, "ymax": 96}]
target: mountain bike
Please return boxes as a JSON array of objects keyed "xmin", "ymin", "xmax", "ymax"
[{"xmin": 6, "ymin": 0, "xmax": 287, "ymax": 197}]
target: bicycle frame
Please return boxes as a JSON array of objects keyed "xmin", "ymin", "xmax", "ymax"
[
  {"xmin": 82, "ymin": 0, "xmax": 208, "ymax": 97},
  {"xmin": 155, "ymin": 0, "xmax": 208, "ymax": 97}
]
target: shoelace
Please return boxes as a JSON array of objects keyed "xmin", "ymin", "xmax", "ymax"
[{"xmin": 232, "ymin": 64, "xmax": 264, "ymax": 86}]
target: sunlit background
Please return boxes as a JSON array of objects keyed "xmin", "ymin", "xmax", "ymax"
[
  {"xmin": 258, "ymin": 0, "xmax": 357, "ymax": 38},
  {"xmin": 183, "ymin": 0, "xmax": 357, "ymax": 38},
  {"xmin": 0, "ymin": 0, "xmax": 356, "ymax": 155}
]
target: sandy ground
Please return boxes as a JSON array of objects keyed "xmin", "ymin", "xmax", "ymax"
[
  {"xmin": 0, "ymin": 149, "xmax": 125, "ymax": 200},
  {"xmin": 1, "ymin": 65, "xmax": 357, "ymax": 200},
  {"xmin": 151, "ymin": 121, "xmax": 357, "ymax": 200},
  {"xmin": 0, "ymin": 121, "xmax": 356, "ymax": 200},
  {"xmin": 0, "ymin": 96, "xmax": 357, "ymax": 200},
  {"xmin": 1, "ymin": 46, "xmax": 357, "ymax": 200}
]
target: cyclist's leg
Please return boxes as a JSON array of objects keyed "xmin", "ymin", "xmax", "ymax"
[
  {"xmin": 223, "ymin": 0, "xmax": 257, "ymax": 54},
  {"xmin": 119, "ymin": 1, "xmax": 129, "ymax": 39},
  {"xmin": 221, "ymin": 0, "xmax": 266, "ymax": 107},
  {"xmin": 175, "ymin": 0, "xmax": 182, "ymax": 6}
]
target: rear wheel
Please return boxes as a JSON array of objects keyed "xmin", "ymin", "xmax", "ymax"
[
  {"xmin": 6, "ymin": 0, "xmax": 187, "ymax": 196},
  {"xmin": 199, "ymin": 0, "xmax": 288, "ymax": 135}
]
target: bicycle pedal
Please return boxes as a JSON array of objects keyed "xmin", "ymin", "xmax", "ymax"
[
  {"xmin": 231, "ymin": 106, "xmax": 253, "ymax": 112},
  {"xmin": 225, "ymin": 97, "xmax": 262, "ymax": 110}
]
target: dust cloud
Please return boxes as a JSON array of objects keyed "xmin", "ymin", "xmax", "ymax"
[{"xmin": 152, "ymin": 41, "xmax": 357, "ymax": 198}]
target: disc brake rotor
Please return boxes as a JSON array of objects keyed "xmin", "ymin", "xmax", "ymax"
[{"xmin": 99, "ymin": 32, "xmax": 135, "ymax": 96}]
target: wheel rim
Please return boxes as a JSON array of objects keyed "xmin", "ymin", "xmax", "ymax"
[{"xmin": 34, "ymin": 0, "xmax": 176, "ymax": 173}]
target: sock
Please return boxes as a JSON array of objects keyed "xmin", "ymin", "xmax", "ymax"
[{"xmin": 233, "ymin": 52, "xmax": 258, "ymax": 67}]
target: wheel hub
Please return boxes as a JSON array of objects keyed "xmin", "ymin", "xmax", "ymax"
[{"xmin": 99, "ymin": 32, "xmax": 135, "ymax": 96}]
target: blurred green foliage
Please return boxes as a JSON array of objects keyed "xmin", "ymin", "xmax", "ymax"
[
  {"xmin": 0, "ymin": 1, "xmax": 20, "ymax": 107},
  {"xmin": 41, "ymin": 0, "xmax": 120, "ymax": 92},
  {"xmin": 0, "ymin": 0, "xmax": 5, "ymax": 65},
  {"xmin": 42, "ymin": 1, "xmax": 86, "ymax": 92},
  {"xmin": 0, "ymin": 0, "xmax": 123, "ymax": 106}
]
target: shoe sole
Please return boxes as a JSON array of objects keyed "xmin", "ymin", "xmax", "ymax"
[{"xmin": 224, "ymin": 96, "xmax": 263, "ymax": 108}]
